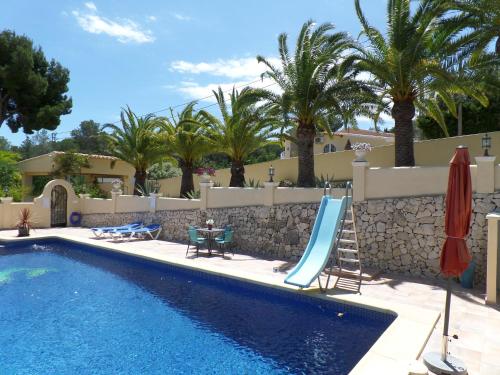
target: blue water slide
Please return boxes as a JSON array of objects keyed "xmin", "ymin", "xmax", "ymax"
[{"xmin": 284, "ymin": 195, "xmax": 347, "ymax": 288}]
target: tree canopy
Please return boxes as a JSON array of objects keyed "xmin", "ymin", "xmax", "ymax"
[
  {"xmin": 417, "ymin": 89, "xmax": 500, "ymax": 139},
  {"xmin": 0, "ymin": 30, "xmax": 72, "ymax": 134},
  {"xmin": 257, "ymin": 20, "xmax": 375, "ymax": 186},
  {"xmin": 353, "ymin": 0, "xmax": 489, "ymax": 166},
  {"xmin": 103, "ymin": 106, "xmax": 164, "ymax": 192},
  {"xmin": 0, "ymin": 150, "xmax": 22, "ymax": 200},
  {"xmin": 200, "ymin": 87, "xmax": 279, "ymax": 187},
  {"xmin": 159, "ymin": 102, "xmax": 211, "ymax": 197},
  {"xmin": 70, "ymin": 120, "xmax": 109, "ymax": 155}
]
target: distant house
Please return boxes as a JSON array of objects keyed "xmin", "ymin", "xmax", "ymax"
[
  {"xmin": 281, "ymin": 129, "xmax": 395, "ymax": 159},
  {"xmin": 17, "ymin": 152, "xmax": 135, "ymax": 201}
]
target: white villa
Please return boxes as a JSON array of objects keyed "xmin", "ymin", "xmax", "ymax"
[{"xmin": 281, "ymin": 129, "xmax": 395, "ymax": 159}]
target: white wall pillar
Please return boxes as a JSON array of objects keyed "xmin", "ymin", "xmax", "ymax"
[
  {"xmin": 199, "ymin": 182, "xmax": 213, "ymax": 210},
  {"xmin": 486, "ymin": 212, "xmax": 500, "ymax": 305},
  {"xmin": 0, "ymin": 197, "xmax": 13, "ymax": 229},
  {"xmin": 124, "ymin": 176, "xmax": 134, "ymax": 195},
  {"xmin": 263, "ymin": 182, "xmax": 278, "ymax": 206},
  {"xmin": 79, "ymin": 194, "xmax": 90, "ymax": 214},
  {"xmin": 475, "ymin": 156, "xmax": 496, "ymax": 194},
  {"xmin": 111, "ymin": 190, "xmax": 121, "ymax": 214},
  {"xmin": 352, "ymin": 161, "xmax": 369, "ymax": 202},
  {"xmin": 149, "ymin": 193, "xmax": 159, "ymax": 213}
]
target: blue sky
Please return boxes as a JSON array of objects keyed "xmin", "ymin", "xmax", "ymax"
[{"xmin": 0, "ymin": 0, "xmax": 389, "ymax": 145}]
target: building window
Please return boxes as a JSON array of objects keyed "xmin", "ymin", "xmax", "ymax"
[
  {"xmin": 323, "ymin": 144, "xmax": 336, "ymax": 153},
  {"xmin": 96, "ymin": 177, "xmax": 122, "ymax": 183}
]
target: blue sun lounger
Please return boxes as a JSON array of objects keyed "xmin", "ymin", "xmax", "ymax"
[
  {"xmin": 91, "ymin": 221, "xmax": 143, "ymax": 237},
  {"xmin": 284, "ymin": 195, "xmax": 347, "ymax": 290},
  {"xmin": 111, "ymin": 224, "xmax": 162, "ymax": 241}
]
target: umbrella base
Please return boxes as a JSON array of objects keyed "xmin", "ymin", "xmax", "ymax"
[{"xmin": 423, "ymin": 352, "xmax": 467, "ymax": 374}]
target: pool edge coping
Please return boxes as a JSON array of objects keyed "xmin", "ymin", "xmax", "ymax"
[{"xmin": 0, "ymin": 233, "xmax": 439, "ymax": 375}]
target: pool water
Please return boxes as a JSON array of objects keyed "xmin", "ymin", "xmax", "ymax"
[{"xmin": 0, "ymin": 239, "xmax": 394, "ymax": 374}]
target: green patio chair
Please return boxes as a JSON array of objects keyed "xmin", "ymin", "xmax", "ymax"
[
  {"xmin": 215, "ymin": 225, "xmax": 232, "ymax": 241},
  {"xmin": 215, "ymin": 227, "xmax": 234, "ymax": 257},
  {"xmin": 186, "ymin": 225, "xmax": 206, "ymax": 257}
]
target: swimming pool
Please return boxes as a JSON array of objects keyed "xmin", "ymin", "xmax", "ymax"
[{"xmin": 0, "ymin": 239, "xmax": 395, "ymax": 374}]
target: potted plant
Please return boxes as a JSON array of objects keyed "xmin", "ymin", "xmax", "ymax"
[
  {"xmin": 206, "ymin": 219, "xmax": 214, "ymax": 230},
  {"xmin": 17, "ymin": 208, "xmax": 34, "ymax": 237},
  {"xmin": 195, "ymin": 167, "xmax": 216, "ymax": 183},
  {"xmin": 352, "ymin": 142, "xmax": 372, "ymax": 162}
]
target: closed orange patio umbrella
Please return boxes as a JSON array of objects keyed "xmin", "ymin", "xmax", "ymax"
[{"xmin": 424, "ymin": 146, "xmax": 471, "ymax": 375}]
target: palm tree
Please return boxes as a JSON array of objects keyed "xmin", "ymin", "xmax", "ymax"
[
  {"xmin": 103, "ymin": 106, "xmax": 163, "ymax": 193},
  {"xmin": 354, "ymin": 0, "xmax": 488, "ymax": 166},
  {"xmin": 449, "ymin": 0, "xmax": 500, "ymax": 55},
  {"xmin": 199, "ymin": 87, "xmax": 279, "ymax": 187},
  {"xmin": 160, "ymin": 102, "xmax": 210, "ymax": 197},
  {"xmin": 257, "ymin": 20, "xmax": 374, "ymax": 187}
]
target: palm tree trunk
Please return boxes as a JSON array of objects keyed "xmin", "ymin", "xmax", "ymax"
[
  {"xmin": 179, "ymin": 162, "xmax": 194, "ymax": 198},
  {"xmin": 392, "ymin": 100, "xmax": 416, "ymax": 167},
  {"xmin": 296, "ymin": 123, "xmax": 316, "ymax": 187},
  {"xmin": 230, "ymin": 160, "xmax": 245, "ymax": 187},
  {"xmin": 134, "ymin": 170, "xmax": 147, "ymax": 195}
]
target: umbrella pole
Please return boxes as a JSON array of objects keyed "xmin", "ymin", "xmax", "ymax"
[
  {"xmin": 423, "ymin": 277, "xmax": 467, "ymax": 375},
  {"xmin": 442, "ymin": 277, "xmax": 452, "ymax": 361}
]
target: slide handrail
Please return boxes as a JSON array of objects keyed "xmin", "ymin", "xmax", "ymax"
[{"xmin": 323, "ymin": 181, "xmax": 331, "ymax": 196}]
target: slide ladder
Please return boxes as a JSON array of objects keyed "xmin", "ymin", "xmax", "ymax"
[{"xmin": 331, "ymin": 197, "xmax": 362, "ymax": 291}]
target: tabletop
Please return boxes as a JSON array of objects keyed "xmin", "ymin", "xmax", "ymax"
[{"xmin": 197, "ymin": 228, "xmax": 224, "ymax": 234}]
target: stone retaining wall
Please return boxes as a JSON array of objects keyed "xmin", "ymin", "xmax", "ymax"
[
  {"xmin": 353, "ymin": 193, "xmax": 493, "ymax": 286},
  {"xmin": 82, "ymin": 203, "xmax": 319, "ymax": 260},
  {"xmin": 83, "ymin": 192, "xmax": 493, "ymax": 285}
]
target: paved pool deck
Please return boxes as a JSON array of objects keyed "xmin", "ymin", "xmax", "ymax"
[{"xmin": 1, "ymin": 227, "xmax": 499, "ymax": 375}]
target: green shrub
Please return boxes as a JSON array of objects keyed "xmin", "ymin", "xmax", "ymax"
[
  {"xmin": 185, "ymin": 190, "xmax": 200, "ymax": 199},
  {"xmin": 278, "ymin": 179, "xmax": 296, "ymax": 187},
  {"xmin": 244, "ymin": 178, "xmax": 263, "ymax": 188},
  {"xmin": 32, "ymin": 175, "xmax": 53, "ymax": 197},
  {"xmin": 53, "ymin": 152, "xmax": 90, "ymax": 178},
  {"xmin": 315, "ymin": 174, "xmax": 334, "ymax": 188},
  {"xmin": 71, "ymin": 176, "xmax": 107, "ymax": 198},
  {"xmin": 147, "ymin": 162, "xmax": 181, "ymax": 180}
]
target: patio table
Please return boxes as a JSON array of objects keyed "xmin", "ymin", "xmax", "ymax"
[{"xmin": 197, "ymin": 228, "xmax": 224, "ymax": 256}]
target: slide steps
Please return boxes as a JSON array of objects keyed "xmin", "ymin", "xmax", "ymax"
[{"xmin": 333, "ymin": 206, "xmax": 362, "ymax": 291}]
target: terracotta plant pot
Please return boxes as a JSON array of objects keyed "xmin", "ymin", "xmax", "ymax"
[{"xmin": 207, "ymin": 224, "xmax": 213, "ymax": 230}]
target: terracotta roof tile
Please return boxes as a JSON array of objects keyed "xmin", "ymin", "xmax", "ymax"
[{"xmin": 334, "ymin": 129, "xmax": 394, "ymax": 137}]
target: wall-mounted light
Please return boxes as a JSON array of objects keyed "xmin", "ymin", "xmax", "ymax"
[
  {"xmin": 268, "ymin": 165, "xmax": 275, "ymax": 183},
  {"xmin": 482, "ymin": 133, "xmax": 491, "ymax": 156},
  {"xmin": 151, "ymin": 179, "xmax": 160, "ymax": 194}
]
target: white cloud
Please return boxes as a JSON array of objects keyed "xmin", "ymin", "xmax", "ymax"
[
  {"xmin": 167, "ymin": 57, "xmax": 283, "ymax": 101},
  {"xmin": 168, "ymin": 78, "xmax": 281, "ymax": 102},
  {"xmin": 84, "ymin": 2, "xmax": 97, "ymax": 11},
  {"xmin": 72, "ymin": 5, "xmax": 154, "ymax": 44},
  {"xmin": 170, "ymin": 57, "xmax": 280, "ymax": 81},
  {"xmin": 172, "ymin": 12, "xmax": 192, "ymax": 21},
  {"xmin": 147, "ymin": 15, "xmax": 157, "ymax": 22}
]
